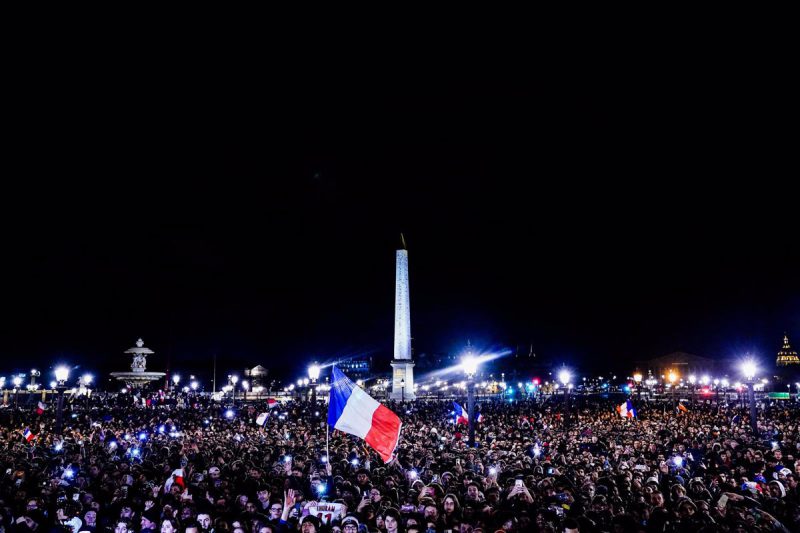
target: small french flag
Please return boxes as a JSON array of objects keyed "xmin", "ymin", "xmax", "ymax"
[
  {"xmin": 616, "ymin": 400, "xmax": 637, "ymax": 419},
  {"xmin": 164, "ymin": 468, "xmax": 184, "ymax": 492},
  {"xmin": 36, "ymin": 402, "xmax": 47, "ymax": 415},
  {"xmin": 453, "ymin": 402, "xmax": 483, "ymax": 424},
  {"xmin": 23, "ymin": 427, "xmax": 35, "ymax": 442},
  {"xmin": 327, "ymin": 366, "xmax": 402, "ymax": 463},
  {"xmin": 266, "ymin": 398, "xmax": 278, "ymax": 409}
]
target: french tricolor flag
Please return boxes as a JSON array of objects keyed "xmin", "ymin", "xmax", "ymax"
[
  {"xmin": 327, "ymin": 366, "xmax": 402, "ymax": 463},
  {"xmin": 616, "ymin": 400, "xmax": 637, "ymax": 419},
  {"xmin": 23, "ymin": 427, "xmax": 35, "ymax": 442},
  {"xmin": 266, "ymin": 398, "xmax": 278, "ymax": 409},
  {"xmin": 453, "ymin": 402, "xmax": 483, "ymax": 424},
  {"xmin": 36, "ymin": 402, "xmax": 47, "ymax": 415}
]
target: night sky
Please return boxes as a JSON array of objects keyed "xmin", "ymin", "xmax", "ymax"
[{"xmin": 3, "ymin": 70, "xmax": 797, "ymax": 387}]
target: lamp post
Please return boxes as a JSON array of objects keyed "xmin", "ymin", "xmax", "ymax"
[
  {"xmin": 241, "ymin": 380, "xmax": 249, "ymax": 402},
  {"xmin": 741, "ymin": 360, "xmax": 758, "ymax": 434},
  {"xmin": 668, "ymin": 371, "xmax": 678, "ymax": 409},
  {"xmin": 688, "ymin": 375, "xmax": 696, "ymax": 407},
  {"xmin": 462, "ymin": 355, "xmax": 479, "ymax": 447},
  {"xmin": 308, "ymin": 364, "xmax": 320, "ymax": 405},
  {"xmin": 400, "ymin": 379, "xmax": 405, "ymax": 402},
  {"xmin": 54, "ymin": 366, "xmax": 70, "ymax": 436},
  {"xmin": 81, "ymin": 374, "xmax": 93, "ymax": 409},
  {"xmin": 559, "ymin": 369, "xmax": 571, "ymax": 426},
  {"xmin": 230, "ymin": 375, "xmax": 238, "ymax": 403},
  {"xmin": 13, "ymin": 376, "xmax": 22, "ymax": 409},
  {"xmin": 633, "ymin": 373, "xmax": 643, "ymax": 400}
]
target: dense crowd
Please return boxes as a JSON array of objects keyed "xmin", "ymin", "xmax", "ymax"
[{"xmin": 1, "ymin": 391, "xmax": 800, "ymax": 533}]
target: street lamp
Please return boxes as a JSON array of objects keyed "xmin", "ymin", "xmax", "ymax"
[
  {"xmin": 308, "ymin": 364, "xmax": 320, "ymax": 405},
  {"xmin": 172, "ymin": 374, "xmax": 180, "ymax": 392},
  {"xmin": 741, "ymin": 360, "xmax": 758, "ymax": 434},
  {"xmin": 559, "ymin": 369, "xmax": 572, "ymax": 425},
  {"xmin": 688, "ymin": 375, "xmax": 697, "ymax": 406},
  {"xmin": 54, "ymin": 366, "xmax": 70, "ymax": 435},
  {"xmin": 633, "ymin": 372, "xmax": 643, "ymax": 399},
  {"xmin": 230, "ymin": 375, "xmax": 238, "ymax": 402},
  {"xmin": 13, "ymin": 376, "xmax": 23, "ymax": 409},
  {"xmin": 241, "ymin": 380, "xmax": 249, "ymax": 402},
  {"xmin": 462, "ymin": 355, "xmax": 479, "ymax": 447},
  {"xmin": 668, "ymin": 371, "xmax": 678, "ymax": 408}
]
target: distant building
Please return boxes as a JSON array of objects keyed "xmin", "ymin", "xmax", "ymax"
[
  {"xmin": 337, "ymin": 358, "xmax": 371, "ymax": 381},
  {"xmin": 776, "ymin": 334, "xmax": 799, "ymax": 367},
  {"xmin": 244, "ymin": 365, "xmax": 269, "ymax": 387},
  {"xmin": 636, "ymin": 351, "xmax": 726, "ymax": 379}
]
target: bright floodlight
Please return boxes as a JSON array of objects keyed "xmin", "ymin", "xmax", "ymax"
[
  {"xmin": 701, "ymin": 375, "xmax": 710, "ymax": 385},
  {"xmin": 230, "ymin": 375, "xmax": 238, "ymax": 384},
  {"xmin": 13, "ymin": 376, "xmax": 23, "ymax": 387},
  {"xmin": 172, "ymin": 374, "xmax": 180, "ymax": 385},
  {"xmin": 741, "ymin": 360, "xmax": 757, "ymax": 380},
  {"xmin": 688, "ymin": 375, "xmax": 696, "ymax": 385},
  {"xmin": 55, "ymin": 366, "xmax": 70, "ymax": 383},
  {"xmin": 558, "ymin": 369, "xmax": 571, "ymax": 386},
  {"xmin": 82, "ymin": 374, "xmax": 93, "ymax": 385},
  {"xmin": 462, "ymin": 355, "xmax": 479, "ymax": 377},
  {"xmin": 667, "ymin": 370, "xmax": 677, "ymax": 384},
  {"xmin": 633, "ymin": 373, "xmax": 643, "ymax": 383},
  {"xmin": 191, "ymin": 381, "xmax": 198, "ymax": 390},
  {"xmin": 308, "ymin": 364, "xmax": 321, "ymax": 381},
  {"xmin": 242, "ymin": 380, "xmax": 249, "ymax": 390}
]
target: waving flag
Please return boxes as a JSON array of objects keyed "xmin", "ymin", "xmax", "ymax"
[
  {"xmin": 327, "ymin": 366, "xmax": 402, "ymax": 463},
  {"xmin": 266, "ymin": 398, "xmax": 278, "ymax": 409},
  {"xmin": 616, "ymin": 400, "xmax": 637, "ymax": 419},
  {"xmin": 677, "ymin": 403, "xmax": 689, "ymax": 413},
  {"xmin": 36, "ymin": 402, "xmax": 47, "ymax": 415},
  {"xmin": 164, "ymin": 468, "xmax": 184, "ymax": 492},
  {"xmin": 23, "ymin": 427, "xmax": 35, "ymax": 442},
  {"xmin": 453, "ymin": 402, "xmax": 483, "ymax": 424},
  {"xmin": 256, "ymin": 412, "xmax": 269, "ymax": 426}
]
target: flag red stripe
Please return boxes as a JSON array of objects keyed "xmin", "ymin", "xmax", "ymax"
[{"xmin": 364, "ymin": 404, "xmax": 402, "ymax": 462}]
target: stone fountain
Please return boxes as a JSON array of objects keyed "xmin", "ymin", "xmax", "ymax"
[{"xmin": 110, "ymin": 338, "xmax": 166, "ymax": 389}]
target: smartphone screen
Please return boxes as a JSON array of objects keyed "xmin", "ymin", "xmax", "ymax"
[{"xmin": 515, "ymin": 479, "xmax": 523, "ymax": 487}]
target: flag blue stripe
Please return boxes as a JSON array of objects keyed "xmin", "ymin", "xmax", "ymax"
[{"xmin": 327, "ymin": 366, "xmax": 355, "ymax": 427}]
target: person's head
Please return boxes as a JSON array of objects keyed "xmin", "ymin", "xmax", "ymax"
[
  {"xmin": 142, "ymin": 515, "xmax": 158, "ymax": 531},
  {"xmin": 299, "ymin": 515, "xmax": 320, "ymax": 533},
  {"xmin": 120, "ymin": 505, "xmax": 134, "ymax": 519},
  {"xmin": 161, "ymin": 518, "xmax": 178, "ymax": 533},
  {"xmin": 115, "ymin": 521, "xmax": 131, "ymax": 533},
  {"xmin": 650, "ymin": 491, "xmax": 664, "ymax": 507},
  {"xmin": 185, "ymin": 523, "xmax": 199, "ymax": 533},
  {"xmin": 341, "ymin": 516, "xmax": 359, "ymax": 533},
  {"xmin": 267, "ymin": 501, "xmax": 282, "ymax": 520},
  {"xmin": 197, "ymin": 514, "xmax": 212, "ymax": 530},
  {"xmin": 443, "ymin": 493, "xmax": 460, "ymax": 514},
  {"xmin": 384, "ymin": 508, "xmax": 401, "ymax": 533},
  {"xmin": 84, "ymin": 510, "xmax": 97, "ymax": 525}
]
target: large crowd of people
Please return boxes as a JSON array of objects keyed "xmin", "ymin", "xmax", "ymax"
[{"xmin": 1, "ymin": 391, "xmax": 799, "ymax": 533}]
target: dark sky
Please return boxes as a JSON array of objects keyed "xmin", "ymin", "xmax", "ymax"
[{"xmin": 2, "ymin": 64, "xmax": 797, "ymax": 387}]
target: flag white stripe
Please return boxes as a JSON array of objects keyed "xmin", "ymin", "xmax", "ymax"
[{"xmin": 333, "ymin": 387, "xmax": 380, "ymax": 439}]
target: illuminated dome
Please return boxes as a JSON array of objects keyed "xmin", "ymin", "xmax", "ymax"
[{"xmin": 776, "ymin": 334, "xmax": 799, "ymax": 366}]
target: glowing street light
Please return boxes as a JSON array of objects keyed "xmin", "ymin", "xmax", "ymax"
[
  {"xmin": 741, "ymin": 359, "xmax": 759, "ymax": 433},
  {"xmin": 558, "ymin": 368, "xmax": 572, "ymax": 426},
  {"xmin": 54, "ymin": 366, "xmax": 70, "ymax": 435},
  {"xmin": 190, "ymin": 381, "xmax": 198, "ymax": 391},
  {"xmin": 461, "ymin": 351, "xmax": 480, "ymax": 447},
  {"xmin": 172, "ymin": 374, "xmax": 181, "ymax": 387},
  {"xmin": 308, "ymin": 363, "xmax": 321, "ymax": 404}
]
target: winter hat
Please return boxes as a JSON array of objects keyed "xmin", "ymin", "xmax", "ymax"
[{"xmin": 768, "ymin": 480, "xmax": 786, "ymax": 498}]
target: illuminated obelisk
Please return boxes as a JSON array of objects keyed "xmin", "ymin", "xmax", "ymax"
[{"xmin": 390, "ymin": 236, "xmax": 415, "ymax": 401}]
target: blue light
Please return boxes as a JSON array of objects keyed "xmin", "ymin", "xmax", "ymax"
[
  {"xmin": 132, "ymin": 448, "xmax": 140, "ymax": 457},
  {"xmin": 55, "ymin": 442, "xmax": 63, "ymax": 451},
  {"xmin": 317, "ymin": 483, "xmax": 326, "ymax": 494},
  {"xmin": 673, "ymin": 456, "xmax": 683, "ymax": 467},
  {"xmin": 225, "ymin": 410, "xmax": 235, "ymax": 419},
  {"xmin": 284, "ymin": 455, "xmax": 292, "ymax": 463},
  {"xmin": 351, "ymin": 458, "xmax": 359, "ymax": 466},
  {"xmin": 139, "ymin": 433, "xmax": 147, "ymax": 441},
  {"xmin": 64, "ymin": 468, "xmax": 74, "ymax": 478},
  {"xmin": 124, "ymin": 434, "xmax": 131, "ymax": 441}
]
